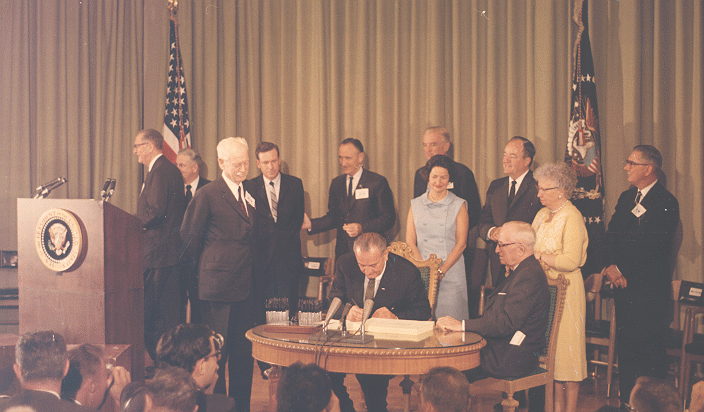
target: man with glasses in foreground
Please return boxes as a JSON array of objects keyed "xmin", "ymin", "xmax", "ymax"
[
  {"xmin": 602, "ymin": 145, "xmax": 679, "ymax": 412},
  {"xmin": 154, "ymin": 324, "xmax": 235, "ymax": 412},
  {"xmin": 436, "ymin": 221, "xmax": 549, "ymax": 380}
]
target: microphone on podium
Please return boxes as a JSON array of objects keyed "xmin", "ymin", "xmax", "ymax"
[
  {"xmin": 100, "ymin": 178, "xmax": 112, "ymax": 200},
  {"xmin": 105, "ymin": 179, "xmax": 117, "ymax": 202}
]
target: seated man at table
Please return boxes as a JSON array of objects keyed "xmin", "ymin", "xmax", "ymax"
[
  {"xmin": 329, "ymin": 232, "xmax": 431, "ymax": 412},
  {"xmin": 436, "ymin": 221, "xmax": 549, "ymax": 378},
  {"xmin": 276, "ymin": 362, "xmax": 338, "ymax": 412},
  {"xmin": 419, "ymin": 367, "xmax": 471, "ymax": 412}
]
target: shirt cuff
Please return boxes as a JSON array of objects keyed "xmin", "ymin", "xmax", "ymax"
[{"xmin": 462, "ymin": 319, "xmax": 465, "ymax": 331}]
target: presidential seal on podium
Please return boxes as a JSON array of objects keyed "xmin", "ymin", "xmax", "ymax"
[{"xmin": 35, "ymin": 208, "xmax": 86, "ymax": 272}]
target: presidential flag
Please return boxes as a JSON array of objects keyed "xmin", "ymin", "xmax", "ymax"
[
  {"xmin": 162, "ymin": 9, "xmax": 191, "ymax": 163},
  {"xmin": 566, "ymin": 0, "xmax": 605, "ymax": 278}
]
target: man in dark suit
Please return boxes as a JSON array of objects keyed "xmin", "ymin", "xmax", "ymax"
[
  {"xmin": 0, "ymin": 331, "xmax": 91, "ymax": 412},
  {"xmin": 250, "ymin": 142, "xmax": 304, "ymax": 319},
  {"xmin": 413, "ymin": 127, "xmax": 481, "ymax": 316},
  {"xmin": 602, "ymin": 145, "xmax": 679, "ymax": 410},
  {"xmin": 477, "ymin": 136, "xmax": 541, "ymax": 289},
  {"xmin": 328, "ymin": 232, "xmax": 431, "ymax": 412},
  {"xmin": 134, "ymin": 129, "xmax": 186, "ymax": 361},
  {"xmin": 437, "ymin": 221, "xmax": 549, "ymax": 378},
  {"xmin": 181, "ymin": 137, "xmax": 257, "ymax": 412},
  {"xmin": 176, "ymin": 148, "xmax": 211, "ymax": 323},
  {"xmin": 303, "ymin": 138, "xmax": 396, "ymax": 259},
  {"xmin": 155, "ymin": 324, "xmax": 236, "ymax": 412}
]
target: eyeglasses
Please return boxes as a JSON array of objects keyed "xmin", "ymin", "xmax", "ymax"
[
  {"xmin": 202, "ymin": 349, "xmax": 222, "ymax": 362},
  {"xmin": 625, "ymin": 160, "xmax": 653, "ymax": 167},
  {"xmin": 497, "ymin": 242, "xmax": 520, "ymax": 249},
  {"xmin": 133, "ymin": 142, "xmax": 149, "ymax": 149},
  {"xmin": 622, "ymin": 404, "xmax": 637, "ymax": 411},
  {"xmin": 536, "ymin": 186, "xmax": 559, "ymax": 193}
]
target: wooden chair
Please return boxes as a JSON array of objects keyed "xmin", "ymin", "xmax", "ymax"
[
  {"xmin": 387, "ymin": 241, "xmax": 441, "ymax": 412},
  {"xmin": 470, "ymin": 272, "xmax": 570, "ymax": 412},
  {"xmin": 584, "ymin": 273, "xmax": 617, "ymax": 397},
  {"xmin": 387, "ymin": 241, "xmax": 442, "ymax": 317}
]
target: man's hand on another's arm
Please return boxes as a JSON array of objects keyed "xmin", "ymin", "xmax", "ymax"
[{"xmin": 436, "ymin": 316, "xmax": 464, "ymax": 332}]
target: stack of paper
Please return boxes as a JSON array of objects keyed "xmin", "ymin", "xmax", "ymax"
[{"xmin": 327, "ymin": 318, "xmax": 434, "ymax": 341}]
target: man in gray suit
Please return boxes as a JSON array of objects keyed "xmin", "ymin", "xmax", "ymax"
[
  {"xmin": 181, "ymin": 137, "xmax": 256, "ymax": 412},
  {"xmin": 437, "ymin": 221, "xmax": 549, "ymax": 378}
]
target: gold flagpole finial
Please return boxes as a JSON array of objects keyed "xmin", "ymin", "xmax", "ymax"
[{"xmin": 167, "ymin": 0, "xmax": 178, "ymax": 13}]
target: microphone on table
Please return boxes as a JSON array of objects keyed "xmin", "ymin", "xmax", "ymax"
[
  {"xmin": 322, "ymin": 297, "xmax": 341, "ymax": 333},
  {"xmin": 360, "ymin": 299, "xmax": 374, "ymax": 340},
  {"xmin": 339, "ymin": 302, "xmax": 353, "ymax": 335}
]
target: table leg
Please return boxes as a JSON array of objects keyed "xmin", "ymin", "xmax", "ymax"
[
  {"xmin": 400, "ymin": 375, "xmax": 414, "ymax": 412},
  {"xmin": 268, "ymin": 366, "xmax": 282, "ymax": 412}
]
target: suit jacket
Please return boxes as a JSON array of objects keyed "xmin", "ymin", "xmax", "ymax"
[
  {"xmin": 136, "ymin": 155, "xmax": 186, "ymax": 268},
  {"xmin": 250, "ymin": 173, "xmax": 305, "ymax": 291},
  {"xmin": 477, "ymin": 172, "xmax": 541, "ymax": 284},
  {"xmin": 329, "ymin": 252, "xmax": 431, "ymax": 321},
  {"xmin": 198, "ymin": 391, "xmax": 236, "ymax": 412},
  {"xmin": 181, "ymin": 177, "xmax": 212, "ymax": 266},
  {"xmin": 605, "ymin": 182, "xmax": 679, "ymax": 303},
  {"xmin": 309, "ymin": 169, "xmax": 396, "ymax": 258},
  {"xmin": 180, "ymin": 177, "xmax": 256, "ymax": 302},
  {"xmin": 414, "ymin": 161, "xmax": 481, "ymax": 230},
  {"xmin": 465, "ymin": 256, "xmax": 549, "ymax": 378},
  {"xmin": 0, "ymin": 389, "xmax": 91, "ymax": 412}
]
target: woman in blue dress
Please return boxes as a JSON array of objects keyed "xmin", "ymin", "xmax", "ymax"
[{"xmin": 406, "ymin": 155, "xmax": 469, "ymax": 320}]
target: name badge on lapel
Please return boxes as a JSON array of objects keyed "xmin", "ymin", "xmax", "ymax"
[
  {"xmin": 631, "ymin": 203, "xmax": 646, "ymax": 218},
  {"xmin": 447, "ymin": 182, "xmax": 455, "ymax": 189},
  {"xmin": 355, "ymin": 188, "xmax": 369, "ymax": 199},
  {"xmin": 245, "ymin": 191, "xmax": 256, "ymax": 209}
]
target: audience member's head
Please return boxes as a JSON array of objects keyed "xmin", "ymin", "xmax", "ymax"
[
  {"xmin": 14, "ymin": 331, "xmax": 68, "ymax": 388},
  {"xmin": 61, "ymin": 344, "xmax": 110, "ymax": 408},
  {"xmin": 145, "ymin": 367, "xmax": 198, "ymax": 412},
  {"xmin": 156, "ymin": 323, "xmax": 222, "ymax": 391},
  {"xmin": 276, "ymin": 362, "xmax": 334, "ymax": 412},
  {"xmin": 629, "ymin": 376, "xmax": 682, "ymax": 412},
  {"xmin": 419, "ymin": 367, "xmax": 471, "ymax": 412}
]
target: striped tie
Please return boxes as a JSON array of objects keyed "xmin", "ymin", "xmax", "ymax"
[{"xmin": 269, "ymin": 181, "xmax": 278, "ymax": 222}]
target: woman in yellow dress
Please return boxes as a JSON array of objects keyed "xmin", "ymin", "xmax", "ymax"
[{"xmin": 532, "ymin": 162, "xmax": 587, "ymax": 412}]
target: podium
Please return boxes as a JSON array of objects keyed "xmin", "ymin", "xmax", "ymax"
[{"xmin": 17, "ymin": 199, "xmax": 144, "ymax": 380}]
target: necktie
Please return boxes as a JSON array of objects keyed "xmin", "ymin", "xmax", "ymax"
[
  {"xmin": 238, "ymin": 186, "xmax": 248, "ymax": 217},
  {"xmin": 347, "ymin": 176, "xmax": 354, "ymax": 207},
  {"xmin": 365, "ymin": 278, "xmax": 376, "ymax": 302},
  {"xmin": 185, "ymin": 184, "xmax": 193, "ymax": 204},
  {"xmin": 269, "ymin": 181, "xmax": 278, "ymax": 222},
  {"xmin": 508, "ymin": 180, "xmax": 517, "ymax": 206},
  {"xmin": 635, "ymin": 190, "xmax": 642, "ymax": 205}
]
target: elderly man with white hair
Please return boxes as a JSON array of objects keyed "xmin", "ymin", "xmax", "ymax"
[{"xmin": 181, "ymin": 137, "xmax": 257, "ymax": 412}]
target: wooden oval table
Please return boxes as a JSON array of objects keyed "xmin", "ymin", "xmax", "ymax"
[{"xmin": 246, "ymin": 325, "xmax": 486, "ymax": 411}]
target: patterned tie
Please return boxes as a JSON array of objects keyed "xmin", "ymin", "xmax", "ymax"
[
  {"xmin": 269, "ymin": 181, "xmax": 278, "ymax": 222},
  {"xmin": 365, "ymin": 278, "xmax": 376, "ymax": 302},
  {"xmin": 185, "ymin": 184, "xmax": 193, "ymax": 204},
  {"xmin": 508, "ymin": 180, "xmax": 517, "ymax": 206},
  {"xmin": 238, "ymin": 186, "xmax": 248, "ymax": 217},
  {"xmin": 635, "ymin": 190, "xmax": 642, "ymax": 205}
]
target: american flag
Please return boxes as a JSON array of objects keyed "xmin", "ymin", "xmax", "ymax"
[
  {"xmin": 565, "ymin": 0, "xmax": 605, "ymax": 278},
  {"xmin": 162, "ymin": 12, "xmax": 191, "ymax": 163}
]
